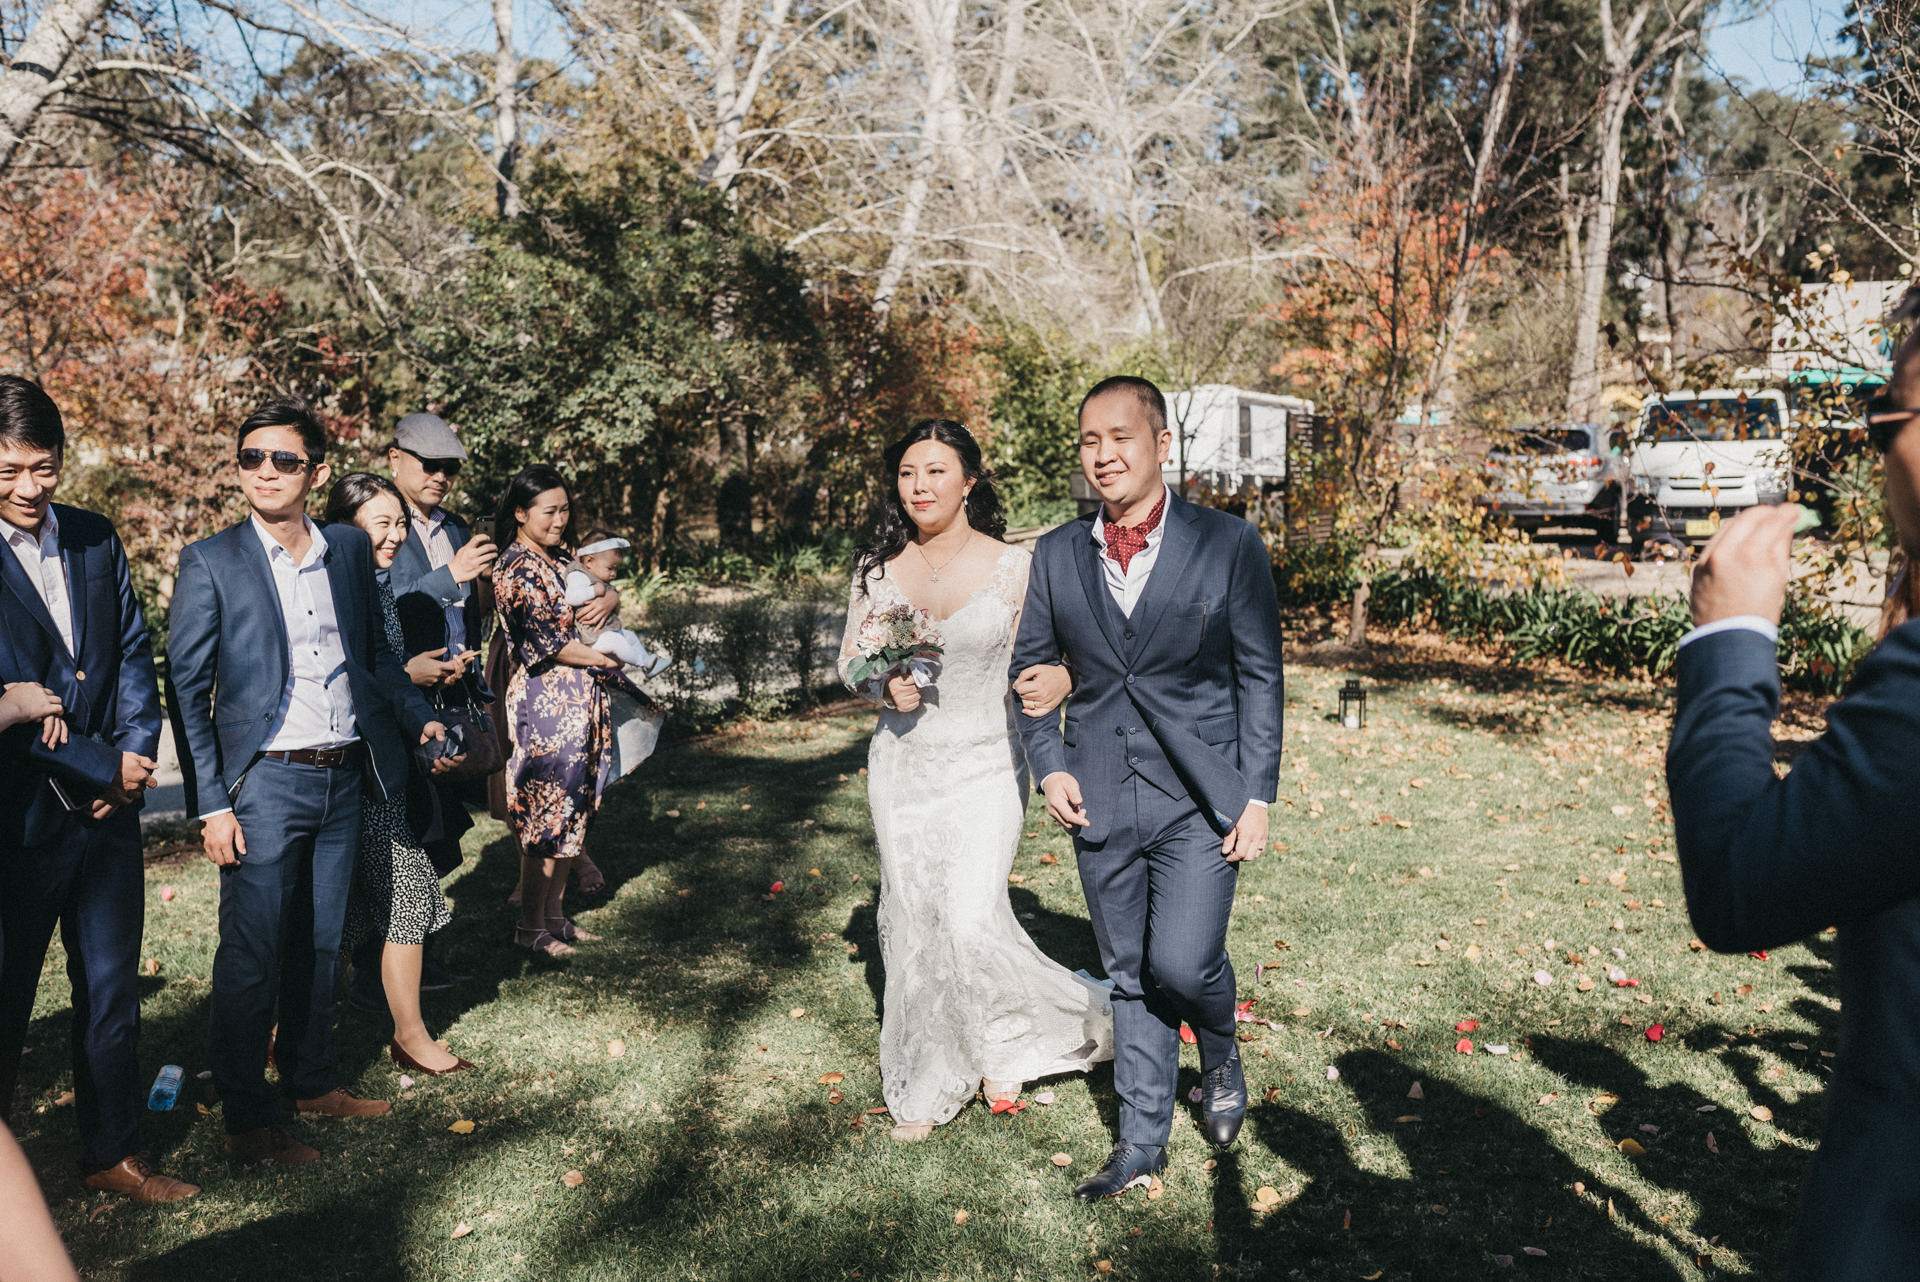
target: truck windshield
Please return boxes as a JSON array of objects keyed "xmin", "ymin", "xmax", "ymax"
[{"xmin": 1642, "ymin": 399, "xmax": 1784, "ymax": 443}]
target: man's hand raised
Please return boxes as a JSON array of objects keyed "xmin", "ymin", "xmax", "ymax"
[
  {"xmin": 1690, "ymin": 503, "xmax": 1802, "ymax": 629},
  {"xmin": 448, "ymin": 534, "xmax": 498, "ymax": 584}
]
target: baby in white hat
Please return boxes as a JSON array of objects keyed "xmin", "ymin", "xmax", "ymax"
[{"xmin": 563, "ymin": 531, "xmax": 671, "ymax": 678}]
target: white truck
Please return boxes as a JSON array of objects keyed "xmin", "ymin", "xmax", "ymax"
[{"xmin": 1629, "ymin": 388, "xmax": 1793, "ymax": 541}]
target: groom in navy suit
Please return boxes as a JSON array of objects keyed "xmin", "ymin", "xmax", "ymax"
[
  {"xmin": 0, "ymin": 376, "xmax": 199, "ymax": 1202},
  {"xmin": 1012, "ymin": 376, "xmax": 1283, "ymax": 1199}
]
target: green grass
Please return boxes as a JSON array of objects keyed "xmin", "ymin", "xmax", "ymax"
[{"xmin": 16, "ymin": 636, "xmax": 1834, "ymax": 1280}]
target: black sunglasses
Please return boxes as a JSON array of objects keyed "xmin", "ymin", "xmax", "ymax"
[
  {"xmin": 1866, "ymin": 392, "xmax": 1920, "ymax": 453},
  {"xmin": 401, "ymin": 449, "xmax": 461, "ymax": 478},
  {"xmin": 237, "ymin": 448, "xmax": 313, "ymax": 475}
]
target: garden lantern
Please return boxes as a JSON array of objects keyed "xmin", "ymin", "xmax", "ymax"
[{"xmin": 1339, "ymin": 679, "xmax": 1366, "ymax": 730}]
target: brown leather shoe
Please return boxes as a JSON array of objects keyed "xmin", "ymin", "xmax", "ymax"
[
  {"xmin": 224, "ymin": 1128, "xmax": 320, "ymax": 1165},
  {"xmin": 83, "ymin": 1157, "xmax": 200, "ymax": 1202},
  {"xmin": 294, "ymin": 1088, "xmax": 392, "ymax": 1119}
]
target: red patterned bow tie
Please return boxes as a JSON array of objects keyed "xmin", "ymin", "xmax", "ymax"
[{"xmin": 1103, "ymin": 490, "xmax": 1167, "ymax": 573}]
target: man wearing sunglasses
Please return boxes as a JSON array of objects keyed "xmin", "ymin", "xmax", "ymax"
[
  {"xmin": 167, "ymin": 396, "xmax": 451, "ymax": 1166},
  {"xmin": 1667, "ymin": 290, "xmax": 1920, "ymax": 1279}
]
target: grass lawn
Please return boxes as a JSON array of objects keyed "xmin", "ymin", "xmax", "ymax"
[{"xmin": 15, "ymin": 633, "xmax": 1836, "ymax": 1281}]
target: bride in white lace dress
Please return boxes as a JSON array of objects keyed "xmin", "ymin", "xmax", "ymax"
[{"xmin": 840, "ymin": 420, "xmax": 1115, "ymax": 1141}]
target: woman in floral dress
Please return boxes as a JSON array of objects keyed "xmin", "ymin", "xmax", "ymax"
[{"xmin": 493, "ymin": 465, "xmax": 647, "ymax": 957}]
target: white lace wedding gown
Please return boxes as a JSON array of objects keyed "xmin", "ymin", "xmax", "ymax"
[{"xmin": 840, "ymin": 543, "xmax": 1114, "ymax": 1125}]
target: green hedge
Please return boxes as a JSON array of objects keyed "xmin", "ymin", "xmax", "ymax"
[{"xmin": 1278, "ymin": 553, "xmax": 1872, "ymax": 696}]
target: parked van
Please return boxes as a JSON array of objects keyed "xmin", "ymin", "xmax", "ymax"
[
  {"xmin": 1477, "ymin": 423, "xmax": 1630, "ymax": 538},
  {"xmin": 1629, "ymin": 389, "xmax": 1792, "ymax": 540}
]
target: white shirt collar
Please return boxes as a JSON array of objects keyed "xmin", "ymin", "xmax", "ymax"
[
  {"xmin": 1091, "ymin": 484, "xmax": 1171, "ymax": 549},
  {"xmin": 0, "ymin": 504, "xmax": 55, "ymax": 549},
  {"xmin": 250, "ymin": 513, "xmax": 327, "ymax": 568}
]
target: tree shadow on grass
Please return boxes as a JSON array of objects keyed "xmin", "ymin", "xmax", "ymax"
[{"xmin": 1120, "ymin": 1046, "xmax": 1704, "ymax": 1281}]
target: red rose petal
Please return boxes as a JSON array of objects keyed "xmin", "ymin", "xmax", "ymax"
[
  {"xmin": 1645, "ymin": 1024, "xmax": 1665, "ymax": 1042},
  {"xmin": 1455, "ymin": 1038, "xmax": 1474, "ymax": 1055},
  {"xmin": 1748, "ymin": 950, "xmax": 1769, "ymax": 960},
  {"xmin": 1179, "ymin": 1024, "xmax": 1198, "ymax": 1045},
  {"xmin": 1455, "ymin": 1019, "xmax": 1480, "ymax": 1032}
]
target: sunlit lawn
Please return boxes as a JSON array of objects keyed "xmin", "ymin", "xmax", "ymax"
[{"xmin": 16, "ymin": 633, "xmax": 1833, "ymax": 1280}]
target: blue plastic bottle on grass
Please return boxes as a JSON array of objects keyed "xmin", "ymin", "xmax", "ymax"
[{"xmin": 147, "ymin": 1064, "xmax": 184, "ymax": 1111}]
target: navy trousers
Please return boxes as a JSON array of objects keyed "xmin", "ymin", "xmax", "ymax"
[
  {"xmin": 0, "ymin": 810, "xmax": 146, "ymax": 1174},
  {"xmin": 1075, "ymin": 776, "xmax": 1239, "ymax": 1147},
  {"xmin": 210, "ymin": 755, "xmax": 362, "ymax": 1133}
]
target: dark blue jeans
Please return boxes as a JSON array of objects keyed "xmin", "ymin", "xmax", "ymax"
[
  {"xmin": 0, "ymin": 809, "xmax": 146, "ymax": 1173},
  {"xmin": 210, "ymin": 755, "xmax": 362, "ymax": 1134},
  {"xmin": 1075, "ymin": 776, "xmax": 1240, "ymax": 1148}
]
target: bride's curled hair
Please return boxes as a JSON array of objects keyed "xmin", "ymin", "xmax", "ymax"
[{"xmin": 854, "ymin": 419, "xmax": 1006, "ymax": 593}]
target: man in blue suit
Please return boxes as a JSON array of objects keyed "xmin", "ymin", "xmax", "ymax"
[
  {"xmin": 168, "ymin": 396, "xmax": 449, "ymax": 1166},
  {"xmin": 1668, "ymin": 299, "xmax": 1920, "ymax": 1279},
  {"xmin": 0, "ymin": 376, "xmax": 198, "ymax": 1202},
  {"xmin": 1011, "ymin": 376, "xmax": 1284, "ymax": 1200}
]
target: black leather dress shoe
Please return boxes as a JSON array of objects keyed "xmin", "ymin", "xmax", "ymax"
[
  {"xmin": 1202, "ymin": 1046, "xmax": 1248, "ymax": 1147},
  {"xmin": 1072, "ymin": 1142, "xmax": 1167, "ymax": 1201}
]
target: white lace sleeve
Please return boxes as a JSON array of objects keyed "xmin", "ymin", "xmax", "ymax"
[{"xmin": 839, "ymin": 568, "xmax": 888, "ymax": 703}]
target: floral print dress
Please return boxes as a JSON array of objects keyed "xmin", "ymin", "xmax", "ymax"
[{"xmin": 494, "ymin": 540, "xmax": 646, "ymax": 860}]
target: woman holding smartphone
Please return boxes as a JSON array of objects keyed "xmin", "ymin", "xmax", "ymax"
[{"xmin": 325, "ymin": 473, "xmax": 474, "ymax": 1076}]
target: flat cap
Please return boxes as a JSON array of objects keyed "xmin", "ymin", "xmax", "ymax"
[{"xmin": 394, "ymin": 412, "xmax": 468, "ymax": 461}]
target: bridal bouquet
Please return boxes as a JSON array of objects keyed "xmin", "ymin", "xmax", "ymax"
[{"xmin": 847, "ymin": 603, "xmax": 945, "ymax": 689}]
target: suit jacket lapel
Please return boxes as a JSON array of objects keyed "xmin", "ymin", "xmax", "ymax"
[
  {"xmin": 236, "ymin": 523, "xmax": 292, "ymax": 659},
  {"xmin": 1126, "ymin": 494, "xmax": 1199, "ymax": 659},
  {"xmin": 321, "ymin": 534, "xmax": 359, "ymax": 653},
  {"xmin": 0, "ymin": 524, "xmax": 68, "ymax": 657},
  {"xmin": 57, "ymin": 511, "xmax": 89, "ymax": 664},
  {"xmin": 1070, "ymin": 521, "xmax": 1128, "ymax": 662}
]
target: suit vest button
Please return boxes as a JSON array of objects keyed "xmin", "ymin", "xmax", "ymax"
[
  {"xmin": 74, "ymin": 669, "xmax": 86, "ymax": 681},
  {"xmin": 1125, "ymin": 674, "xmax": 1134, "ymax": 685},
  {"xmin": 1115, "ymin": 725, "xmax": 1124, "ymax": 736}
]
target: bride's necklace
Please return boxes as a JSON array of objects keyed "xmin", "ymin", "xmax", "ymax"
[{"xmin": 914, "ymin": 530, "xmax": 972, "ymax": 582}]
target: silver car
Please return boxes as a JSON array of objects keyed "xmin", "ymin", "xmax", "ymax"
[{"xmin": 1479, "ymin": 424, "xmax": 1630, "ymax": 537}]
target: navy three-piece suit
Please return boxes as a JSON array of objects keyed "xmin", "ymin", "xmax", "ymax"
[
  {"xmin": 1011, "ymin": 492, "xmax": 1284, "ymax": 1147},
  {"xmin": 0, "ymin": 503, "xmax": 161, "ymax": 1175},
  {"xmin": 1669, "ymin": 622, "xmax": 1920, "ymax": 1278}
]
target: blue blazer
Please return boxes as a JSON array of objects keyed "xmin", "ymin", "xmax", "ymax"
[
  {"xmin": 165, "ymin": 518, "xmax": 434, "ymax": 817},
  {"xmin": 388, "ymin": 507, "xmax": 489, "ymax": 654},
  {"xmin": 0, "ymin": 504, "xmax": 162, "ymax": 847},
  {"xmin": 1669, "ymin": 623, "xmax": 1920, "ymax": 1278},
  {"xmin": 1009, "ymin": 492, "xmax": 1284, "ymax": 843}
]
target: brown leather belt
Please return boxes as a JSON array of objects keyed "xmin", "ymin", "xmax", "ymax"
[{"xmin": 262, "ymin": 745, "xmax": 359, "ymax": 768}]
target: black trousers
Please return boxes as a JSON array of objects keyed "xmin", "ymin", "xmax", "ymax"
[{"xmin": 0, "ymin": 810, "xmax": 146, "ymax": 1174}]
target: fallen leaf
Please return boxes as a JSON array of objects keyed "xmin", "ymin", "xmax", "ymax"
[
  {"xmin": 1705, "ymin": 1132, "xmax": 1719, "ymax": 1154},
  {"xmin": 1523, "ymin": 1247, "xmax": 1548, "ymax": 1258},
  {"xmin": 1576, "ymin": 976, "xmax": 1596, "ymax": 992},
  {"xmin": 1051, "ymin": 1152, "xmax": 1073, "ymax": 1167},
  {"xmin": 953, "ymin": 1210, "xmax": 969, "ymax": 1225},
  {"xmin": 1394, "ymin": 1115, "xmax": 1423, "ymax": 1124},
  {"xmin": 828, "ymin": 1089, "xmax": 843, "ymax": 1104},
  {"xmin": 450, "ymin": 1222, "xmax": 473, "ymax": 1239},
  {"xmin": 866, "ymin": 1107, "xmax": 889, "ymax": 1115},
  {"xmin": 608, "ymin": 1039, "xmax": 625, "ymax": 1058},
  {"xmin": 54, "ymin": 1090, "xmax": 74, "ymax": 1107},
  {"xmin": 1146, "ymin": 1176, "xmax": 1165, "ymax": 1200},
  {"xmin": 1407, "ymin": 1081, "xmax": 1424, "ymax": 1100},
  {"xmin": 665, "ymin": 809, "xmax": 681, "ymax": 818},
  {"xmin": 1751, "ymin": 1105, "xmax": 1774, "ymax": 1122},
  {"xmin": 809, "ymin": 868, "xmax": 822, "ymax": 877},
  {"xmin": 1537, "ymin": 1093, "xmax": 1559, "ymax": 1106},
  {"xmin": 144, "ymin": 958, "xmax": 160, "ymax": 976},
  {"xmin": 1618, "ymin": 1137, "xmax": 1646, "ymax": 1156},
  {"xmin": 819, "ymin": 1072, "xmax": 845, "ymax": 1084},
  {"xmin": 1040, "ymin": 852, "xmax": 1059, "ymax": 865},
  {"xmin": 448, "ymin": 1119, "xmax": 475, "ymax": 1134},
  {"xmin": 789, "ymin": 1008, "xmax": 806, "ymax": 1019},
  {"xmin": 562, "ymin": 1170, "xmax": 585, "ymax": 1188},
  {"xmin": 1095, "ymin": 1263, "xmax": 1114, "ymax": 1275}
]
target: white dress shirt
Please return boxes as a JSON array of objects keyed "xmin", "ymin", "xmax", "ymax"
[
  {"xmin": 1, "ymin": 506, "xmax": 75, "ymax": 658},
  {"xmin": 255, "ymin": 516, "xmax": 358, "ymax": 753},
  {"xmin": 410, "ymin": 504, "xmax": 469, "ymax": 654},
  {"xmin": 1089, "ymin": 485, "xmax": 1171, "ymax": 618}
]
